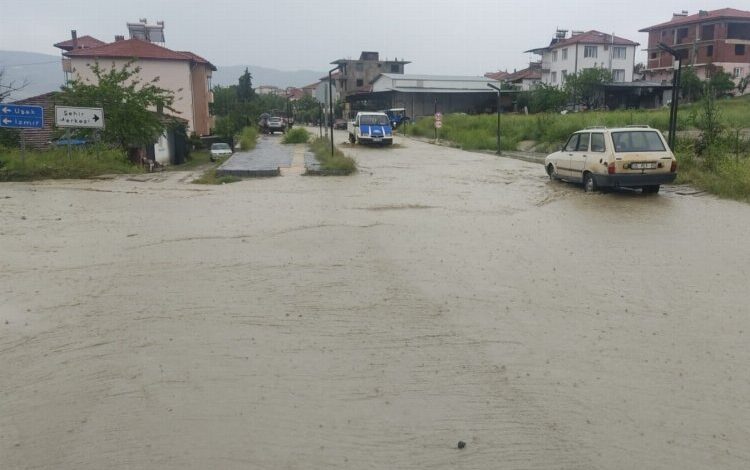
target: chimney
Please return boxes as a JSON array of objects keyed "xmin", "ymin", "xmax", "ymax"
[{"xmin": 115, "ymin": 35, "xmax": 125, "ymax": 41}]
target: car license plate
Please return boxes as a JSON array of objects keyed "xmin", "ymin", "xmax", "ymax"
[
  {"xmin": 631, "ymin": 162, "xmax": 657, "ymax": 169},
  {"xmin": 373, "ymin": 137, "xmax": 382, "ymax": 141}
]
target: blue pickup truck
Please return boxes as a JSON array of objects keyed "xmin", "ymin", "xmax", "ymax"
[{"xmin": 347, "ymin": 112, "xmax": 393, "ymax": 146}]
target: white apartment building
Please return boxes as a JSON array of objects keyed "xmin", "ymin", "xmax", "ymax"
[{"xmin": 526, "ymin": 30, "xmax": 639, "ymax": 86}]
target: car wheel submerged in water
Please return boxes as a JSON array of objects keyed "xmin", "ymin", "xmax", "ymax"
[{"xmin": 583, "ymin": 172, "xmax": 596, "ymax": 193}]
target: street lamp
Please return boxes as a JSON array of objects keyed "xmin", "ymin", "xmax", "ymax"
[
  {"xmin": 486, "ymin": 83, "xmax": 502, "ymax": 155},
  {"xmin": 658, "ymin": 42, "xmax": 682, "ymax": 151},
  {"xmin": 328, "ymin": 65, "xmax": 340, "ymax": 157}
]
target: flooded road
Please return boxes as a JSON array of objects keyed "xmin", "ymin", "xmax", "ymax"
[{"xmin": 2, "ymin": 132, "xmax": 749, "ymax": 469}]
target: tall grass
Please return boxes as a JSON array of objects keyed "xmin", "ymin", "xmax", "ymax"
[
  {"xmin": 0, "ymin": 146, "xmax": 140, "ymax": 181},
  {"xmin": 282, "ymin": 127, "xmax": 310, "ymax": 144},
  {"xmin": 309, "ymin": 137, "xmax": 356, "ymax": 174},
  {"xmin": 405, "ymin": 96, "xmax": 750, "ymax": 152},
  {"xmin": 238, "ymin": 126, "xmax": 258, "ymax": 151}
]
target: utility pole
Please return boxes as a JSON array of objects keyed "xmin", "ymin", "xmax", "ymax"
[
  {"xmin": 328, "ymin": 65, "xmax": 340, "ymax": 157},
  {"xmin": 486, "ymin": 83, "xmax": 502, "ymax": 155},
  {"xmin": 658, "ymin": 42, "xmax": 682, "ymax": 151}
]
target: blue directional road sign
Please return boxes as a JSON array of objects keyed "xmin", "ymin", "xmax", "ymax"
[{"xmin": 0, "ymin": 104, "xmax": 44, "ymax": 129}]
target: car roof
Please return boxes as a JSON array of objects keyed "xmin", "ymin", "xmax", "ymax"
[
  {"xmin": 576, "ymin": 125, "xmax": 657, "ymax": 133},
  {"xmin": 357, "ymin": 112, "xmax": 388, "ymax": 116}
]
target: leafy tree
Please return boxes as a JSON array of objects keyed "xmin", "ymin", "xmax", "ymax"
[
  {"xmin": 0, "ymin": 68, "xmax": 28, "ymax": 103},
  {"xmin": 738, "ymin": 75, "xmax": 749, "ymax": 95},
  {"xmin": 293, "ymin": 94, "xmax": 322, "ymax": 124},
  {"xmin": 706, "ymin": 68, "xmax": 735, "ymax": 97},
  {"xmin": 59, "ymin": 61, "xmax": 176, "ymax": 150},
  {"xmin": 211, "ymin": 84, "xmax": 239, "ymax": 116},
  {"xmin": 214, "ymin": 115, "xmax": 238, "ymax": 138},
  {"xmin": 695, "ymin": 86, "xmax": 724, "ymax": 166},
  {"xmin": 237, "ymin": 68, "xmax": 255, "ymax": 103},
  {"xmin": 529, "ymin": 84, "xmax": 568, "ymax": 113},
  {"xmin": 680, "ymin": 66, "xmax": 703, "ymax": 102},
  {"xmin": 564, "ymin": 68, "xmax": 612, "ymax": 108}
]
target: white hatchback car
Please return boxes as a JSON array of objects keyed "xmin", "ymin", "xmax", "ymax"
[
  {"xmin": 545, "ymin": 126, "xmax": 677, "ymax": 193},
  {"xmin": 209, "ymin": 142, "xmax": 233, "ymax": 161}
]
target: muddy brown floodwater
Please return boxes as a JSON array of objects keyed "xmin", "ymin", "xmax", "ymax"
[{"xmin": 2, "ymin": 131, "xmax": 750, "ymax": 469}]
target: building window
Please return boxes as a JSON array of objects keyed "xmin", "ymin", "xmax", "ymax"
[
  {"xmin": 661, "ymin": 30, "xmax": 667, "ymax": 38},
  {"xmin": 650, "ymin": 52, "xmax": 658, "ymax": 60},
  {"xmin": 612, "ymin": 46, "xmax": 627, "ymax": 60},
  {"xmin": 562, "ymin": 48, "xmax": 568, "ymax": 60},
  {"xmin": 734, "ymin": 67, "xmax": 744, "ymax": 78},
  {"xmin": 701, "ymin": 24, "xmax": 715, "ymax": 40},
  {"xmin": 584, "ymin": 46, "xmax": 598, "ymax": 58},
  {"xmin": 552, "ymin": 51, "xmax": 558, "ymax": 62},
  {"xmin": 390, "ymin": 64, "xmax": 399, "ymax": 73},
  {"xmin": 561, "ymin": 70, "xmax": 567, "ymax": 84},
  {"xmin": 736, "ymin": 44, "xmax": 746, "ymax": 55},
  {"xmin": 728, "ymin": 22, "xmax": 750, "ymax": 40},
  {"xmin": 676, "ymin": 27, "xmax": 689, "ymax": 43},
  {"xmin": 356, "ymin": 79, "xmax": 364, "ymax": 87},
  {"xmin": 551, "ymin": 71, "xmax": 557, "ymax": 83},
  {"xmin": 355, "ymin": 62, "xmax": 364, "ymax": 71},
  {"xmin": 612, "ymin": 69, "xmax": 626, "ymax": 82},
  {"xmin": 706, "ymin": 45, "xmax": 713, "ymax": 57}
]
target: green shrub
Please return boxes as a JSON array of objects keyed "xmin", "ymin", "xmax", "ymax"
[
  {"xmin": 192, "ymin": 168, "xmax": 241, "ymax": 185},
  {"xmin": 238, "ymin": 126, "xmax": 258, "ymax": 151},
  {"xmin": 309, "ymin": 137, "xmax": 356, "ymax": 174},
  {"xmin": 281, "ymin": 127, "xmax": 310, "ymax": 144}
]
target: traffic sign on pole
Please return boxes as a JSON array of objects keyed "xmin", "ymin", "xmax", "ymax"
[
  {"xmin": 55, "ymin": 106, "xmax": 105, "ymax": 129},
  {"xmin": 0, "ymin": 104, "xmax": 44, "ymax": 129}
]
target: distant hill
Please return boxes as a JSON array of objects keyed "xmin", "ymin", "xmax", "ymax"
[
  {"xmin": 1, "ymin": 50, "xmax": 325, "ymax": 102},
  {"xmin": 0, "ymin": 51, "xmax": 65, "ymax": 100},
  {"xmin": 212, "ymin": 65, "xmax": 324, "ymax": 89}
]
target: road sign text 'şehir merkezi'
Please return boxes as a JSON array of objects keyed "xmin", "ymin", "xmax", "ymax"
[{"xmin": 55, "ymin": 106, "xmax": 104, "ymax": 129}]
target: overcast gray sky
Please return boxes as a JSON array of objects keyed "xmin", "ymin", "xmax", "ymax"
[{"xmin": 0, "ymin": 0, "xmax": 741, "ymax": 75}]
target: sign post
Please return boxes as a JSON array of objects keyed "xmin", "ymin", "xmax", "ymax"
[
  {"xmin": 1, "ymin": 105, "xmax": 45, "ymax": 166},
  {"xmin": 486, "ymin": 83, "xmax": 502, "ymax": 155},
  {"xmin": 55, "ymin": 106, "xmax": 105, "ymax": 159}
]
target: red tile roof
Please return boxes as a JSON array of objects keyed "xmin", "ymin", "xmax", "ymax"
[
  {"xmin": 640, "ymin": 8, "xmax": 750, "ymax": 32},
  {"xmin": 506, "ymin": 67, "xmax": 542, "ymax": 82},
  {"xmin": 53, "ymin": 35, "xmax": 106, "ymax": 51},
  {"xmin": 64, "ymin": 38, "xmax": 216, "ymax": 70},
  {"xmin": 553, "ymin": 30, "xmax": 638, "ymax": 48},
  {"xmin": 484, "ymin": 71, "xmax": 511, "ymax": 80},
  {"xmin": 177, "ymin": 51, "xmax": 217, "ymax": 71}
]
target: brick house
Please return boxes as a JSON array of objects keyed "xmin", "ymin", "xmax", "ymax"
[{"xmin": 640, "ymin": 8, "xmax": 750, "ymax": 88}]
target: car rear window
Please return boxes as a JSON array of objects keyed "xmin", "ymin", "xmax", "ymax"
[
  {"xmin": 211, "ymin": 143, "xmax": 230, "ymax": 150},
  {"xmin": 612, "ymin": 131, "xmax": 666, "ymax": 152}
]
